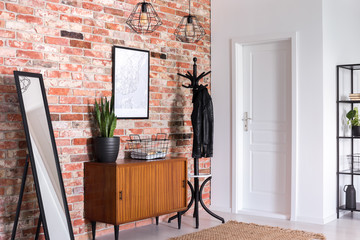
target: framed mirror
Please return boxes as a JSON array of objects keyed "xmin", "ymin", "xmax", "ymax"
[{"xmin": 14, "ymin": 71, "xmax": 74, "ymax": 240}]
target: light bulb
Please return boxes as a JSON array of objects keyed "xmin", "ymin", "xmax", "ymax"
[
  {"xmin": 185, "ymin": 16, "xmax": 195, "ymax": 38},
  {"xmin": 140, "ymin": 3, "xmax": 149, "ymax": 27},
  {"xmin": 140, "ymin": 12, "xmax": 148, "ymax": 26},
  {"xmin": 186, "ymin": 24, "xmax": 195, "ymax": 37}
]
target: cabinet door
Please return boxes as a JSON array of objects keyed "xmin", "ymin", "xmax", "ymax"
[
  {"xmin": 117, "ymin": 164, "xmax": 156, "ymax": 223},
  {"xmin": 156, "ymin": 160, "xmax": 187, "ymax": 214},
  {"xmin": 85, "ymin": 164, "xmax": 117, "ymax": 224}
]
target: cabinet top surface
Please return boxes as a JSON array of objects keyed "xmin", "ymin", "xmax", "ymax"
[{"xmin": 85, "ymin": 157, "xmax": 187, "ymax": 166}]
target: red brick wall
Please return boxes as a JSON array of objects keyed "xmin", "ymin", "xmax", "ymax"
[{"xmin": 0, "ymin": 0, "xmax": 211, "ymax": 239}]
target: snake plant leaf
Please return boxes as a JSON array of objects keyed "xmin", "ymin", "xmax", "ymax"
[
  {"xmin": 102, "ymin": 113, "xmax": 106, "ymax": 137},
  {"xmin": 109, "ymin": 113, "xmax": 116, "ymax": 137},
  {"xmin": 105, "ymin": 99, "xmax": 110, "ymax": 117},
  {"xmin": 105, "ymin": 112, "xmax": 110, "ymax": 137},
  {"xmin": 110, "ymin": 95, "xmax": 114, "ymax": 113},
  {"xmin": 94, "ymin": 100, "xmax": 101, "ymax": 129},
  {"xmin": 93, "ymin": 96, "xmax": 117, "ymax": 137},
  {"xmin": 100, "ymin": 97, "xmax": 104, "ymax": 114}
]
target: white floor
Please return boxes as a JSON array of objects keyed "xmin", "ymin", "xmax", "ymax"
[{"xmin": 97, "ymin": 211, "xmax": 360, "ymax": 240}]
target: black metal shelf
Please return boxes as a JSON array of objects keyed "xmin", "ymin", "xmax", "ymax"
[
  {"xmin": 338, "ymin": 136, "xmax": 360, "ymax": 139},
  {"xmin": 338, "ymin": 170, "xmax": 360, "ymax": 176},
  {"xmin": 339, "ymin": 203, "xmax": 360, "ymax": 212},
  {"xmin": 336, "ymin": 64, "xmax": 360, "ymax": 219},
  {"xmin": 338, "ymin": 100, "xmax": 360, "ymax": 104},
  {"xmin": 338, "ymin": 64, "xmax": 360, "ymax": 70}
]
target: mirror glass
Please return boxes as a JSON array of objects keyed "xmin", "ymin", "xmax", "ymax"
[{"xmin": 15, "ymin": 72, "xmax": 74, "ymax": 240}]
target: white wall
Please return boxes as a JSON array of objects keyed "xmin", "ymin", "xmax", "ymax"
[
  {"xmin": 323, "ymin": 0, "xmax": 360, "ymax": 221},
  {"xmin": 211, "ymin": 0, "xmax": 326, "ymax": 222}
]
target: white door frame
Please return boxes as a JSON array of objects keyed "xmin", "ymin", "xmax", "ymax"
[{"xmin": 231, "ymin": 32, "xmax": 298, "ymax": 220}]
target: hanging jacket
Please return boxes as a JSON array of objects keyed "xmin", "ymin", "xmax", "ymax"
[{"xmin": 191, "ymin": 85, "xmax": 214, "ymax": 158}]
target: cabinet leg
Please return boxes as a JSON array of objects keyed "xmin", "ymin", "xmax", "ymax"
[
  {"xmin": 91, "ymin": 221, "xmax": 96, "ymax": 240},
  {"xmin": 177, "ymin": 212, "xmax": 182, "ymax": 229},
  {"xmin": 156, "ymin": 216, "xmax": 159, "ymax": 225},
  {"xmin": 114, "ymin": 225, "xmax": 119, "ymax": 240}
]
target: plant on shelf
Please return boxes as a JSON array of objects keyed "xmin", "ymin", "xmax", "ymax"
[
  {"xmin": 93, "ymin": 96, "xmax": 120, "ymax": 163},
  {"xmin": 346, "ymin": 107, "xmax": 360, "ymax": 136},
  {"xmin": 94, "ymin": 96, "xmax": 117, "ymax": 137}
]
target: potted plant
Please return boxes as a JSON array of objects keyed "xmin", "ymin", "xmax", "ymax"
[
  {"xmin": 93, "ymin": 96, "xmax": 119, "ymax": 163},
  {"xmin": 346, "ymin": 107, "xmax": 360, "ymax": 136}
]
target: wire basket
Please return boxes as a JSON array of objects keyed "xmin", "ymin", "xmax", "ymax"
[
  {"xmin": 347, "ymin": 153, "xmax": 360, "ymax": 171},
  {"xmin": 126, "ymin": 133, "xmax": 169, "ymax": 160}
]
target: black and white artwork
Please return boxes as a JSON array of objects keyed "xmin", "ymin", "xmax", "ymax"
[{"xmin": 112, "ymin": 46, "xmax": 149, "ymax": 119}]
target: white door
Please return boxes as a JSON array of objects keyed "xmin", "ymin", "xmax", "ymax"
[{"xmin": 241, "ymin": 40, "xmax": 291, "ymax": 217}]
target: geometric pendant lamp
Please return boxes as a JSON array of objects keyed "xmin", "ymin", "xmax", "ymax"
[
  {"xmin": 174, "ymin": 0, "xmax": 205, "ymax": 43},
  {"xmin": 126, "ymin": 0, "xmax": 162, "ymax": 34}
]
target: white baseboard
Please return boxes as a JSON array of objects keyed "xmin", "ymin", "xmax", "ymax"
[
  {"xmin": 209, "ymin": 205, "xmax": 232, "ymax": 213},
  {"xmin": 237, "ymin": 209, "xmax": 289, "ymax": 220},
  {"xmin": 322, "ymin": 213, "xmax": 337, "ymax": 224},
  {"xmin": 208, "ymin": 206, "xmax": 338, "ymax": 225},
  {"xmin": 294, "ymin": 214, "xmax": 336, "ymax": 225}
]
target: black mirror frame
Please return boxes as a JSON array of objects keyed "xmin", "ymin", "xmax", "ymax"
[{"xmin": 13, "ymin": 71, "xmax": 74, "ymax": 240}]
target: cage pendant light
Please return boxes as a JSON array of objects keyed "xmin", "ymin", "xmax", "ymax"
[
  {"xmin": 174, "ymin": 0, "xmax": 205, "ymax": 43},
  {"xmin": 126, "ymin": 0, "xmax": 162, "ymax": 34}
]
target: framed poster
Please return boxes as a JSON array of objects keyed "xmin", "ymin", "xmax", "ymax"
[{"xmin": 112, "ymin": 46, "xmax": 149, "ymax": 119}]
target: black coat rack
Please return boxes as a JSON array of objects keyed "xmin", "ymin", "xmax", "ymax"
[{"xmin": 168, "ymin": 58, "xmax": 224, "ymax": 228}]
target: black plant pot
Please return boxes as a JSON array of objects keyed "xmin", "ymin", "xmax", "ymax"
[
  {"xmin": 352, "ymin": 126, "xmax": 360, "ymax": 137},
  {"xmin": 93, "ymin": 137, "xmax": 120, "ymax": 163}
]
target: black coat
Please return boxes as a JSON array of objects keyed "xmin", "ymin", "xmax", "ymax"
[{"xmin": 191, "ymin": 85, "xmax": 214, "ymax": 158}]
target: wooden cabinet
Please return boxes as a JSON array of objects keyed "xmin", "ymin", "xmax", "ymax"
[{"xmin": 84, "ymin": 158, "xmax": 187, "ymax": 237}]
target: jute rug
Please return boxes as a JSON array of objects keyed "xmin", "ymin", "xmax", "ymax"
[{"xmin": 169, "ymin": 221, "xmax": 326, "ymax": 240}]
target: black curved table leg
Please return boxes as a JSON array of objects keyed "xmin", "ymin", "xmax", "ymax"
[
  {"xmin": 186, "ymin": 180, "xmax": 195, "ymax": 212},
  {"xmin": 199, "ymin": 177, "xmax": 225, "ymax": 223},
  {"xmin": 177, "ymin": 212, "xmax": 182, "ymax": 229},
  {"xmin": 168, "ymin": 175, "xmax": 225, "ymax": 228},
  {"xmin": 168, "ymin": 180, "xmax": 195, "ymax": 223}
]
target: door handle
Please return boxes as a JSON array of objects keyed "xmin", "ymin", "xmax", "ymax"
[
  {"xmin": 242, "ymin": 112, "xmax": 252, "ymax": 132},
  {"xmin": 119, "ymin": 191, "xmax": 122, "ymax": 200}
]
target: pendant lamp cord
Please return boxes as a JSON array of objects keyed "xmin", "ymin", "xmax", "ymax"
[{"xmin": 189, "ymin": 0, "xmax": 191, "ymax": 15}]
